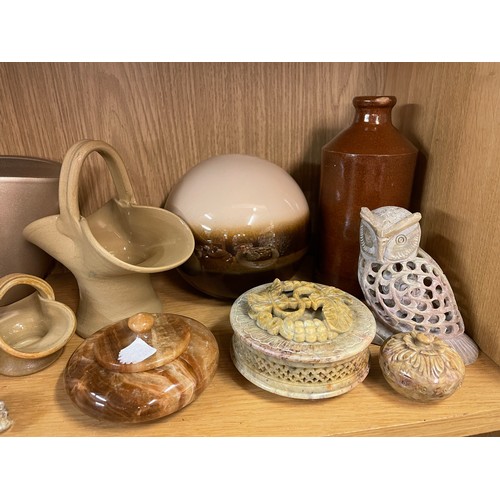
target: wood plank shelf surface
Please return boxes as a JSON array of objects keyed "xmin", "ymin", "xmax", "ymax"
[{"xmin": 2, "ymin": 269, "xmax": 500, "ymax": 437}]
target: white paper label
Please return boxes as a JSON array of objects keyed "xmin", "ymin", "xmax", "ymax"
[{"xmin": 118, "ymin": 337, "xmax": 157, "ymax": 364}]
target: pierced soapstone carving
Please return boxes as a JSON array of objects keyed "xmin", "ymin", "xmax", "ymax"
[
  {"xmin": 358, "ymin": 206, "xmax": 479, "ymax": 365},
  {"xmin": 246, "ymin": 279, "xmax": 354, "ymax": 342}
]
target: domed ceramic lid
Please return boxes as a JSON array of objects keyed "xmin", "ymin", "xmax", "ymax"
[
  {"xmin": 165, "ymin": 154, "xmax": 309, "ymax": 232},
  {"xmin": 64, "ymin": 312, "xmax": 219, "ymax": 423}
]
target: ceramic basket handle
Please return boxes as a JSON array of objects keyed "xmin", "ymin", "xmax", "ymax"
[
  {"xmin": 58, "ymin": 139, "xmax": 137, "ymax": 236},
  {"xmin": 0, "ymin": 273, "xmax": 55, "ymax": 302}
]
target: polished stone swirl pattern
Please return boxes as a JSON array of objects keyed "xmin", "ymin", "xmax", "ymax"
[{"xmin": 64, "ymin": 313, "xmax": 219, "ymax": 423}]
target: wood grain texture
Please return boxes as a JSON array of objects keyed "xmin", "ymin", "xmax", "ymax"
[
  {"xmin": 384, "ymin": 62, "xmax": 500, "ymax": 365},
  {"xmin": 0, "ymin": 61, "xmax": 498, "ymax": 367},
  {"xmin": 0, "ymin": 62, "xmax": 386, "ymax": 218},
  {"xmin": 1, "ymin": 270, "xmax": 500, "ymax": 437}
]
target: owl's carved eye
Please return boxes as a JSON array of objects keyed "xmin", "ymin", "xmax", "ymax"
[
  {"xmin": 360, "ymin": 223, "xmax": 375, "ymax": 254},
  {"xmin": 363, "ymin": 227, "xmax": 374, "ymax": 247},
  {"xmin": 385, "ymin": 230, "xmax": 420, "ymax": 261}
]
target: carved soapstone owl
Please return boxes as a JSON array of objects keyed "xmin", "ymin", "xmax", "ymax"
[{"xmin": 357, "ymin": 206, "xmax": 479, "ymax": 365}]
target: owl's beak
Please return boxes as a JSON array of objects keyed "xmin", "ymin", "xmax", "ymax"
[{"xmin": 376, "ymin": 238, "xmax": 388, "ymax": 262}]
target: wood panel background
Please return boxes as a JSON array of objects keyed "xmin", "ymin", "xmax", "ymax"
[
  {"xmin": 0, "ymin": 62, "xmax": 498, "ymax": 365},
  {"xmin": 384, "ymin": 62, "xmax": 500, "ymax": 366}
]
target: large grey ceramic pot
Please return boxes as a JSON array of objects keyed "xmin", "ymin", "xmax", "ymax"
[{"xmin": 0, "ymin": 155, "xmax": 60, "ymax": 305}]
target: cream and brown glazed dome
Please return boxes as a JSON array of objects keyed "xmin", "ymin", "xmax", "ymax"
[{"xmin": 165, "ymin": 154, "xmax": 310, "ymax": 299}]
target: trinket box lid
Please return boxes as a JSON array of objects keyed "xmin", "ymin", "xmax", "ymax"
[{"xmin": 230, "ymin": 280, "xmax": 376, "ymax": 364}]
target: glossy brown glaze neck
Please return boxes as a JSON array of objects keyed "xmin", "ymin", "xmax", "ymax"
[{"xmin": 352, "ymin": 96, "xmax": 396, "ymax": 126}]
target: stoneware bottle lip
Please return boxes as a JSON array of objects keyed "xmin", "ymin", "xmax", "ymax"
[{"xmin": 353, "ymin": 96, "xmax": 397, "ymax": 108}]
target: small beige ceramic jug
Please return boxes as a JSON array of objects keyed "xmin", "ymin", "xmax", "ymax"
[
  {"xmin": 23, "ymin": 140, "xmax": 195, "ymax": 338},
  {"xmin": 0, "ymin": 273, "xmax": 76, "ymax": 376}
]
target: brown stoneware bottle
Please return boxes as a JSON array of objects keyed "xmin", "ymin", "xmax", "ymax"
[{"xmin": 316, "ymin": 95, "xmax": 418, "ymax": 297}]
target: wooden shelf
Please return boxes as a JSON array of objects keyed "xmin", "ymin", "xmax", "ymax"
[{"xmin": 2, "ymin": 268, "xmax": 500, "ymax": 437}]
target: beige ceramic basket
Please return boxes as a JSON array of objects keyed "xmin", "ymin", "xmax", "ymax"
[{"xmin": 23, "ymin": 140, "xmax": 195, "ymax": 338}]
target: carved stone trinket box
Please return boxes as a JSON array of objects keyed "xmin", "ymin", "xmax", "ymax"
[
  {"xmin": 379, "ymin": 331, "xmax": 465, "ymax": 402},
  {"xmin": 230, "ymin": 279, "xmax": 376, "ymax": 399}
]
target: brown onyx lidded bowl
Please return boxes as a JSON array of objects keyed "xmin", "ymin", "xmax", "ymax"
[
  {"xmin": 64, "ymin": 312, "xmax": 219, "ymax": 423},
  {"xmin": 165, "ymin": 154, "xmax": 310, "ymax": 299}
]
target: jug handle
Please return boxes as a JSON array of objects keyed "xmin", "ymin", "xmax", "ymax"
[
  {"xmin": 58, "ymin": 139, "xmax": 137, "ymax": 237},
  {"xmin": 0, "ymin": 273, "xmax": 56, "ymax": 303}
]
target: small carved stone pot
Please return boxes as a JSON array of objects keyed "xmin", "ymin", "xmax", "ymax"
[
  {"xmin": 379, "ymin": 331, "xmax": 466, "ymax": 402},
  {"xmin": 64, "ymin": 312, "xmax": 219, "ymax": 423},
  {"xmin": 230, "ymin": 279, "xmax": 376, "ymax": 399}
]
